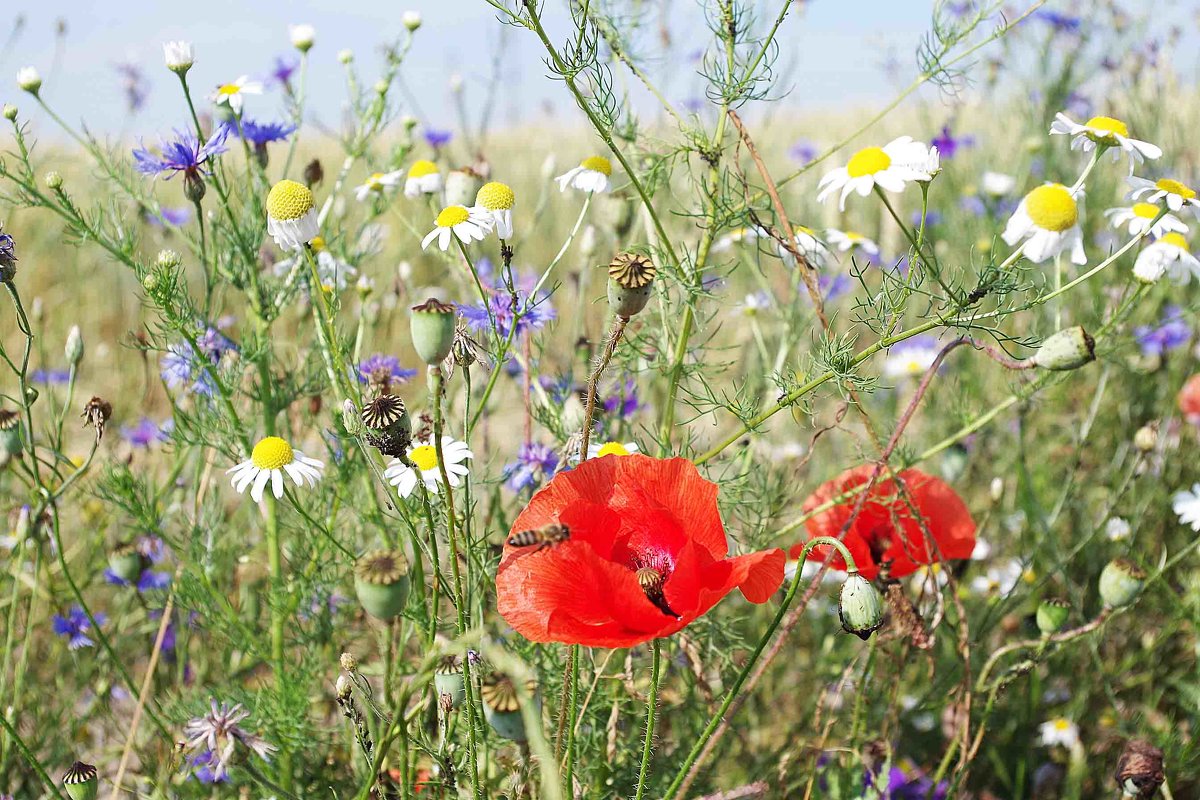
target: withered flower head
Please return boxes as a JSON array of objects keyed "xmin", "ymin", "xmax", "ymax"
[
  {"xmin": 80, "ymin": 396, "xmax": 113, "ymax": 442},
  {"xmin": 359, "ymin": 395, "xmax": 411, "ymax": 457},
  {"xmin": 355, "ymin": 549, "xmax": 408, "ymax": 586},
  {"xmin": 1114, "ymin": 739, "xmax": 1165, "ymax": 799},
  {"xmin": 303, "ymin": 157, "xmax": 324, "ymax": 187},
  {"xmin": 608, "ymin": 252, "xmax": 656, "ymax": 289}
]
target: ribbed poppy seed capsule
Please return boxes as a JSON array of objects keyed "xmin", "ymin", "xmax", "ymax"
[
  {"xmin": 1099, "ymin": 559, "xmax": 1145, "ymax": 609},
  {"xmin": 359, "ymin": 395, "xmax": 412, "ymax": 458},
  {"xmin": 410, "ymin": 298, "xmax": 457, "ymax": 366},
  {"xmin": 0, "ymin": 408, "xmax": 22, "ymax": 456},
  {"xmin": 353, "ymin": 549, "xmax": 410, "ymax": 620},
  {"xmin": 636, "ymin": 566, "xmax": 665, "ymax": 595},
  {"xmin": 108, "ymin": 543, "xmax": 147, "ymax": 584},
  {"xmin": 1035, "ymin": 597, "xmax": 1070, "ymax": 635},
  {"xmin": 607, "ymin": 252, "xmax": 656, "ymax": 318},
  {"xmin": 444, "ymin": 167, "xmax": 483, "ymax": 207},
  {"xmin": 1114, "ymin": 739, "xmax": 1165, "ymax": 799},
  {"xmin": 434, "ymin": 654, "xmax": 465, "ymax": 709},
  {"xmin": 480, "ymin": 673, "xmax": 537, "ymax": 742},
  {"xmin": 838, "ymin": 573, "xmax": 884, "ymax": 640},
  {"xmin": 1032, "ymin": 325, "xmax": 1095, "ymax": 371},
  {"xmin": 62, "ymin": 761, "xmax": 98, "ymax": 800}
]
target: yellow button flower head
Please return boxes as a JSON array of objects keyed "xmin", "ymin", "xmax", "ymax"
[
  {"xmin": 404, "ymin": 159, "xmax": 443, "ymax": 197},
  {"xmin": 1127, "ymin": 175, "xmax": 1200, "ymax": 217},
  {"xmin": 1050, "ymin": 112, "xmax": 1162, "ymax": 169},
  {"xmin": 556, "ymin": 155, "xmax": 612, "ymax": 193},
  {"xmin": 1104, "ymin": 202, "xmax": 1187, "ymax": 239},
  {"xmin": 266, "ymin": 179, "xmax": 319, "ymax": 250},
  {"xmin": 1133, "ymin": 232, "xmax": 1200, "ymax": 284},
  {"xmin": 421, "ymin": 205, "xmax": 493, "ymax": 251},
  {"xmin": 817, "ymin": 136, "xmax": 936, "ymax": 211},
  {"xmin": 227, "ymin": 435, "xmax": 325, "ymax": 503},
  {"xmin": 1003, "ymin": 183, "xmax": 1085, "ymax": 265},
  {"xmin": 473, "ymin": 181, "xmax": 516, "ymax": 238}
]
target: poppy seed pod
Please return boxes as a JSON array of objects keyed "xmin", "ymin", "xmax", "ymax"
[
  {"xmin": 62, "ymin": 761, "xmax": 98, "ymax": 800},
  {"xmin": 607, "ymin": 252, "xmax": 656, "ymax": 318},
  {"xmin": 1035, "ymin": 598, "xmax": 1070, "ymax": 635},
  {"xmin": 108, "ymin": 543, "xmax": 147, "ymax": 584},
  {"xmin": 1114, "ymin": 739, "xmax": 1165, "ymax": 799},
  {"xmin": 359, "ymin": 395, "xmax": 412, "ymax": 458},
  {"xmin": 0, "ymin": 409, "xmax": 22, "ymax": 457},
  {"xmin": 1032, "ymin": 326, "xmax": 1095, "ymax": 371},
  {"xmin": 480, "ymin": 673, "xmax": 537, "ymax": 742},
  {"xmin": 444, "ymin": 168, "xmax": 483, "ymax": 208},
  {"xmin": 838, "ymin": 573, "xmax": 884, "ymax": 640},
  {"xmin": 434, "ymin": 654, "xmax": 466, "ymax": 709},
  {"xmin": 410, "ymin": 298, "xmax": 457, "ymax": 366},
  {"xmin": 1099, "ymin": 559, "xmax": 1145, "ymax": 609},
  {"xmin": 353, "ymin": 550, "xmax": 410, "ymax": 620}
]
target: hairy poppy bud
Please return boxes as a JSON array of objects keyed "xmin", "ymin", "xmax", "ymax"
[
  {"xmin": 1035, "ymin": 598, "xmax": 1070, "ymax": 635},
  {"xmin": 434, "ymin": 654, "xmax": 465, "ymax": 709},
  {"xmin": 62, "ymin": 761, "xmax": 98, "ymax": 800},
  {"xmin": 838, "ymin": 573, "xmax": 884, "ymax": 640},
  {"xmin": 607, "ymin": 252, "xmax": 656, "ymax": 318},
  {"xmin": 1099, "ymin": 559, "xmax": 1145, "ymax": 609},
  {"xmin": 108, "ymin": 542, "xmax": 146, "ymax": 584},
  {"xmin": 1032, "ymin": 326, "xmax": 1095, "ymax": 371},
  {"xmin": 354, "ymin": 550, "xmax": 410, "ymax": 620},
  {"xmin": 1114, "ymin": 739, "xmax": 1165, "ymax": 799},
  {"xmin": 410, "ymin": 298, "xmax": 457, "ymax": 366}
]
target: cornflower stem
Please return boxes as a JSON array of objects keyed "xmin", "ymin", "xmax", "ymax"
[
  {"xmin": 661, "ymin": 537, "xmax": 858, "ymax": 800},
  {"xmin": 633, "ymin": 638, "xmax": 663, "ymax": 800},
  {"xmin": 193, "ymin": 197, "xmax": 211, "ymax": 311}
]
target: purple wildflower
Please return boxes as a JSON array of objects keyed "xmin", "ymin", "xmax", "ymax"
[
  {"xmin": 789, "ymin": 139, "xmax": 818, "ymax": 165},
  {"xmin": 1134, "ymin": 305, "xmax": 1191, "ymax": 357},
  {"xmin": 52, "ymin": 606, "xmax": 105, "ymax": 650},
  {"xmin": 681, "ymin": 97, "xmax": 705, "ymax": 114},
  {"xmin": 911, "ymin": 210, "xmax": 942, "ymax": 228},
  {"xmin": 115, "ymin": 62, "xmax": 149, "ymax": 113},
  {"xmin": 864, "ymin": 762, "xmax": 949, "ymax": 800},
  {"xmin": 819, "ymin": 272, "xmax": 852, "ymax": 303},
  {"xmin": 145, "ymin": 206, "xmax": 193, "ymax": 227},
  {"xmin": 960, "ymin": 195, "xmax": 987, "ymax": 216},
  {"xmin": 188, "ymin": 750, "xmax": 227, "ymax": 784},
  {"xmin": 104, "ymin": 567, "xmax": 172, "ymax": 592},
  {"xmin": 930, "ymin": 124, "xmax": 974, "ymax": 160},
  {"xmin": 459, "ymin": 290, "xmax": 555, "ymax": 339},
  {"xmin": 602, "ymin": 378, "xmax": 643, "ymax": 419},
  {"xmin": 133, "ymin": 127, "xmax": 229, "ymax": 180},
  {"xmin": 121, "ymin": 417, "xmax": 168, "ymax": 448},
  {"xmin": 31, "ymin": 368, "xmax": 71, "ymax": 384},
  {"xmin": 270, "ymin": 56, "xmax": 298, "ymax": 87},
  {"xmin": 355, "ymin": 354, "xmax": 417, "ymax": 384},
  {"xmin": 161, "ymin": 326, "xmax": 236, "ymax": 397},
  {"xmin": 231, "ymin": 119, "xmax": 296, "ymax": 146},
  {"xmin": 503, "ymin": 442, "xmax": 559, "ymax": 493},
  {"xmin": 423, "ymin": 128, "xmax": 453, "ymax": 149},
  {"xmin": 1034, "ymin": 9, "xmax": 1082, "ymax": 33}
]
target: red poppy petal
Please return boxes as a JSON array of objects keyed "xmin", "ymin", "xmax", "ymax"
[{"xmin": 612, "ymin": 456, "xmax": 728, "ymax": 559}]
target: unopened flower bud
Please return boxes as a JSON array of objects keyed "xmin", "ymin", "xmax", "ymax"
[
  {"xmin": 162, "ymin": 41, "xmax": 194, "ymax": 74},
  {"xmin": 401, "ymin": 115, "xmax": 418, "ymax": 131},
  {"xmin": 17, "ymin": 66, "xmax": 42, "ymax": 94},
  {"xmin": 339, "ymin": 652, "xmax": 358, "ymax": 672},
  {"xmin": 0, "ymin": 409, "xmax": 22, "ymax": 457},
  {"xmin": 1114, "ymin": 739, "xmax": 1165, "ymax": 799},
  {"xmin": 335, "ymin": 674, "xmax": 353, "ymax": 700},
  {"xmin": 989, "ymin": 477, "xmax": 1004, "ymax": 503},
  {"xmin": 373, "ymin": 79, "xmax": 388, "ymax": 95},
  {"xmin": 337, "ymin": 49, "xmax": 354, "ymax": 64},
  {"xmin": 303, "ymin": 157, "xmax": 324, "ymax": 188},
  {"xmin": 579, "ymin": 224, "xmax": 598, "ymax": 259},
  {"xmin": 2, "ymin": 104, "xmax": 17, "ymax": 121},
  {"xmin": 838, "ymin": 573, "xmax": 884, "ymax": 640},
  {"xmin": 62, "ymin": 761, "xmax": 98, "ymax": 800},
  {"xmin": 1035, "ymin": 598, "xmax": 1070, "ymax": 635},
  {"xmin": 156, "ymin": 249, "xmax": 182, "ymax": 269},
  {"xmin": 45, "ymin": 171, "xmax": 63, "ymax": 190},
  {"xmin": 341, "ymin": 399, "xmax": 362, "ymax": 436},
  {"xmin": 15, "ymin": 505, "xmax": 31, "ymax": 541},
  {"xmin": 183, "ymin": 171, "xmax": 207, "ymax": 203},
  {"xmin": 289, "ymin": 23, "xmax": 316, "ymax": 53},
  {"xmin": 141, "ymin": 273, "xmax": 159, "ymax": 293},
  {"xmin": 607, "ymin": 252, "xmax": 656, "ymax": 318},
  {"xmin": 108, "ymin": 542, "xmax": 147, "ymax": 584},
  {"xmin": 410, "ymin": 298, "xmax": 457, "ymax": 366},
  {"xmin": 402, "ymin": 11, "xmax": 422, "ymax": 31},
  {"xmin": 1099, "ymin": 559, "xmax": 1145, "ymax": 609},
  {"xmin": 1032, "ymin": 326, "xmax": 1095, "ymax": 371},
  {"xmin": 65, "ymin": 325, "xmax": 84, "ymax": 365},
  {"xmin": 1133, "ymin": 423, "xmax": 1157, "ymax": 453}
]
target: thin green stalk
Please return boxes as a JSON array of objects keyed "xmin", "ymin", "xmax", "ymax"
[{"xmin": 633, "ymin": 638, "xmax": 663, "ymax": 800}]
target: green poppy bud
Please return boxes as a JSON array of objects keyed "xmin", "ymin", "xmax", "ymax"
[
  {"xmin": 607, "ymin": 252, "xmax": 656, "ymax": 318},
  {"xmin": 1033, "ymin": 326, "xmax": 1095, "ymax": 371},
  {"xmin": 354, "ymin": 549, "xmax": 410, "ymax": 620},
  {"xmin": 107, "ymin": 543, "xmax": 147, "ymax": 584},
  {"xmin": 410, "ymin": 298, "xmax": 457, "ymax": 366},
  {"xmin": 1035, "ymin": 598, "xmax": 1070, "ymax": 635},
  {"xmin": 480, "ymin": 673, "xmax": 537, "ymax": 742},
  {"xmin": 1099, "ymin": 559, "xmax": 1145, "ymax": 609},
  {"xmin": 0, "ymin": 409, "xmax": 22, "ymax": 457},
  {"xmin": 62, "ymin": 761, "xmax": 98, "ymax": 800},
  {"xmin": 838, "ymin": 573, "xmax": 884, "ymax": 640},
  {"xmin": 444, "ymin": 168, "xmax": 483, "ymax": 208}
]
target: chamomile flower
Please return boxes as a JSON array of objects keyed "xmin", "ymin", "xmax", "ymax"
[
  {"xmin": 586, "ymin": 440, "xmax": 639, "ymax": 460},
  {"xmin": 1105, "ymin": 517, "xmax": 1132, "ymax": 541},
  {"xmin": 265, "ymin": 179, "xmax": 319, "ymax": 251},
  {"xmin": 273, "ymin": 237, "xmax": 357, "ymax": 293},
  {"xmin": 1127, "ymin": 176, "xmax": 1200, "ymax": 216},
  {"xmin": 776, "ymin": 225, "xmax": 832, "ymax": 269},
  {"xmin": 1049, "ymin": 112, "xmax": 1161, "ymax": 167},
  {"xmin": 1002, "ymin": 183, "xmax": 1086, "ymax": 264},
  {"xmin": 883, "ymin": 336, "xmax": 941, "ymax": 378},
  {"xmin": 384, "ymin": 437, "xmax": 473, "ymax": 497},
  {"xmin": 404, "ymin": 160, "xmax": 442, "ymax": 197},
  {"xmin": 555, "ymin": 155, "xmax": 612, "ymax": 193},
  {"xmin": 1038, "ymin": 718, "xmax": 1080, "ymax": 749},
  {"xmin": 1172, "ymin": 484, "xmax": 1200, "ymax": 531},
  {"xmin": 227, "ymin": 436, "xmax": 325, "ymax": 503},
  {"xmin": 354, "ymin": 170, "xmax": 404, "ymax": 201},
  {"xmin": 711, "ymin": 226, "xmax": 761, "ymax": 252},
  {"xmin": 1105, "ymin": 202, "xmax": 1186, "ymax": 238},
  {"xmin": 969, "ymin": 559, "xmax": 1024, "ymax": 596},
  {"xmin": 210, "ymin": 76, "xmax": 263, "ymax": 115},
  {"xmin": 473, "ymin": 181, "xmax": 516, "ymax": 238},
  {"xmin": 825, "ymin": 229, "xmax": 881, "ymax": 259},
  {"xmin": 162, "ymin": 41, "xmax": 195, "ymax": 73},
  {"xmin": 982, "ymin": 171, "xmax": 1017, "ymax": 197},
  {"xmin": 421, "ymin": 205, "xmax": 492, "ymax": 251},
  {"xmin": 816, "ymin": 136, "xmax": 934, "ymax": 210},
  {"xmin": 1132, "ymin": 233, "xmax": 1200, "ymax": 284}
]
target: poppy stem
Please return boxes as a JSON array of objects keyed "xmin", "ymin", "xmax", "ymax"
[
  {"xmin": 633, "ymin": 638, "xmax": 663, "ymax": 800},
  {"xmin": 579, "ymin": 315, "xmax": 629, "ymax": 460}
]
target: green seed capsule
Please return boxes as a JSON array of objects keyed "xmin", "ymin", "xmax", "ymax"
[
  {"xmin": 107, "ymin": 543, "xmax": 147, "ymax": 584},
  {"xmin": 1098, "ymin": 559, "xmax": 1145, "ymax": 609},
  {"xmin": 434, "ymin": 655, "xmax": 466, "ymax": 709},
  {"xmin": 62, "ymin": 761, "xmax": 98, "ymax": 800},
  {"xmin": 1033, "ymin": 326, "xmax": 1095, "ymax": 371},
  {"xmin": 354, "ymin": 550, "xmax": 410, "ymax": 620},
  {"xmin": 480, "ymin": 673, "xmax": 537, "ymax": 742},
  {"xmin": 838, "ymin": 573, "xmax": 884, "ymax": 640},
  {"xmin": 606, "ymin": 252, "xmax": 657, "ymax": 318},
  {"xmin": 1035, "ymin": 598, "xmax": 1070, "ymax": 635},
  {"xmin": 410, "ymin": 298, "xmax": 457, "ymax": 366}
]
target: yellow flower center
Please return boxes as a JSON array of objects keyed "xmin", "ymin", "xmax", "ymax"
[
  {"xmin": 580, "ymin": 156, "xmax": 612, "ymax": 175},
  {"xmin": 436, "ymin": 205, "xmax": 470, "ymax": 228},
  {"xmin": 410, "ymin": 444, "xmax": 438, "ymax": 471},
  {"xmin": 1024, "ymin": 184, "xmax": 1078, "ymax": 232},
  {"xmin": 1156, "ymin": 178, "xmax": 1196, "ymax": 200},
  {"xmin": 795, "ymin": 225, "xmax": 817, "ymax": 237},
  {"xmin": 904, "ymin": 359, "xmax": 925, "ymax": 375},
  {"xmin": 366, "ymin": 172, "xmax": 385, "ymax": 190},
  {"xmin": 217, "ymin": 83, "xmax": 241, "ymax": 96},
  {"xmin": 596, "ymin": 442, "xmax": 631, "ymax": 457},
  {"xmin": 1162, "ymin": 232, "xmax": 1189, "ymax": 251},
  {"xmin": 1084, "ymin": 115, "xmax": 1129, "ymax": 140},
  {"xmin": 1052, "ymin": 719, "xmax": 1071, "ymax": 731},
  {"xmin": 846, "ymin": 146, "xmax": 892, "ymax": 178},
  {"xmin": 251, "ymin": 436, "xmax": 295, "ymax": 470},
  {"xmin": 408, "ymin": 159, "xmax": 439, "ymax": 178},
  {"xmin": 476, "ymin": 181, "xmax": 515, "ymax": 210},
  {"xmin": 844, "ymin": 231, "xmax": 865, "ymax": 242},
  {"xmin": 310, "ymin": 236, "xmax": 327, "ymax": 251},
  {"xmin": 1132, "ymin": 203, "xmax": 1160, "ymax": 220},
  {"xmin": 266, "ymin": 180, "xmax": 315, "ymax": 221}
]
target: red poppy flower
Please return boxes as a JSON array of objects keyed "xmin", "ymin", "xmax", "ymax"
[
  {"xmin": 496, "ymin": 455, "xmax": 785, "ymax": 648},
  {"xmin": 789, "ymin": 465, "xmax": 976, "ymax": 580},
  {"xmin": 1179, "ymin": 374, "xmax": 1200, "ymax": 423}
]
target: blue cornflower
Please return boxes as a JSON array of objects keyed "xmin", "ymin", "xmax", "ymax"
[
  {"xmin": 960, "ymin": 195, "xmax": 987, "ymax": 216},
  {"xmin": 1135, "ymin": 306, "xmax": 1191, "ymax": 358},
  {"xmin": 231, "ymin": 119, "xmax": 296, "ymax": 146},
  {"xmin": 133, "ymin": 127, "xmax": 229, "ymax": 180},
  {"xmin": 104, "ymin": 567, "xmax": 172, "ymax": 592},
  {"xmin": 459, "ymin": 290, "xmax": 555, "ymax": 339},
  {"xmin": 863, "ymin": 762, "xmax": 948, "ymax": 800},
  {"xmin": 423, "ymin": 128, "xmax": 453, "ymax": 148},
  {"xmin": 161, "ymin": 326, "xmax": 235, "ymax": 397},
  {"xmin": 145, "ymin": 206, "xmax": 192, "ymax": 226},
  {"xmin": 503, "ymin": 442, "xmax": 559, "ymax": 493},
  {"xmin": 603, "ymin": 378, "xmax": 643, "ymax": 419},
  {"xmin": 819, "ymin": 272, "xmax": 852, "ymax": 304},
  {"xmin": 52, "ymin": 606, "xmax": 105, "ymax": 650},
  {"xmin": 270, "ymin": 56, "xmax": 298, "ymax": 87},
  {"xmin": 121, "ymin": 417, "xmax": 168, "ymax": 448},
  {"xmin": 115, "ymin": 62, "xmax": 149, "ymax": 113},
  {"xmin": 681, "ymin": 97, "xmax": 705, "ymax": 114},
  {"xmin": 1034, "ymin": 10, "xmax": 1082, "ymax": 33},
  {"xmin": 31, "ymin": 368, "xmax": 71, "ymax": 385},
  {"xmin": 931, "ymin": 124, "xmax": 974, "ymax": 160},
  {"xmin": 300, "ymin": 590, "xmax": 347, "ymax": 621},
  {"xmin": 789, "ymin": 139, "xmax": 818, "ymax": 165},
  {"xmin": 355, "ymin": 354, "xmax": 417, "ymax": 384},
  {"xmin": 189, "ymin": 750, "xmax": 227, "ymax": 784}
]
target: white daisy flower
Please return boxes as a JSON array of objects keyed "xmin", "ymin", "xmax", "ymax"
[
  {"xmin": 586, "ymin": 440, "xmax": 639, "ymax": 460},
  {"xmin": 384, "ymin": 437, "xmax": 473, "ymax": 498},
  {"xmin": 1105, "ymin": 517, "xmax": 1132, "ymax": 541},
  {"xmin": 825, "ymin": 229, "xmax": 881, "ymax": 258},
  {"xmin": 210, "ymin": 75, "xmax": 263, "ymax": 115},
  {"xmin": 420, "ymin": 205, "xmax": 493, "ymax": 251},
  {"xmin": 266, "ymin": 180, "xmax": 319, "ymax": 251},
  {"xmin": 1002, "ymin": 183, "xmax": 1086, "ymax": 265},
  {"xmin": 982, "ymin": 171, "xmax": 1017, "ymax": 197},
  {"xmin": 915, "ymin": 143, "xmax": 941, "ymax": 181},
  {"xmin": 555, "ymin": 155, "xmax": 612, "ymax": 194},
  {"xmin": 1172, "ymin": 484, "xmax": 1200, "ymax": 530},
  {"xmin": 1128, "ymin": 176, "xmax": 1200, "ymax": 217},
  {"xmin": 473, "ymin": 181, "xmax": 516, "ymax": 239},
  {"xmin": 354, "ymin": 170, "xmax": 404, "ymax": 202},
  {"xmin": 776, "ymin": 225, "xmax": 832, "ymax": 269},
  {"xmin": 16, "ymin": 66, "xmax": 41, "ymax": 93},
  {"xmin": 816, "ymin": 136, "xmax": 934, "ymax": 210},
  {"xmin": 971, "ymin": 538, "xmax": 992, "ymax": 560},
  {"xmin": 227, "ymin": 436, "xmax": 325, "ymax": 503},
  {"xmin": 162, "ymin": 41, "xmax": 194, "ymax": 73},
  {"xmin": 1049, "ymin": 112, "xmax": 1161, "ymax": 168},
  {"xmin": 1105, "ymin": 203, "xmax": 1187, "ymax": 238},
  {"xmin": 712, "ymin": 226, "xmax": 762, "ymax": 253},
  {"xmin": 735, "ymin": 291, "xmax": 771, "ymax": 317},
  {"xmin": 1132, "ymin": 233, "xmax": 1200, "ymax": 284},
  {"xmin": 273, "ymin": 237, "xmax": 357, "ymax": 293},
  {"xmin": 289, "ymin": 23, "xmax": 316, "ymax": 52},
  {"xmin": 883, "ymin": 336, "xmax": 941, "ymax": 378},
  {"xmin": 969, "ymin": 559, "xmax": 1025, "ymax": 596},
  {"xmin": 404, "ymin": 160, "xmax": 443, "ymax": 198},
  {"xmin": 1038, "ymin": 718, "xmax": 1080, "ymax": 749}
]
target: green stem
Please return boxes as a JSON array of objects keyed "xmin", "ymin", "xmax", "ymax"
[{"xmin": 633, "ymin": 638, "xmax": 663, "ymax": 800}]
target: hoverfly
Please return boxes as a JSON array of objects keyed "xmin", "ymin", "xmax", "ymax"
[{"xmin": 506, "ymin": 522, "xmax": 570, "ymax": 550}]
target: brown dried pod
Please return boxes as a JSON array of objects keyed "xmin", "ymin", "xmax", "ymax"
[{"xmin": 1114, "ymin": 739, "xmax": 1165, "ymax": 799}]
